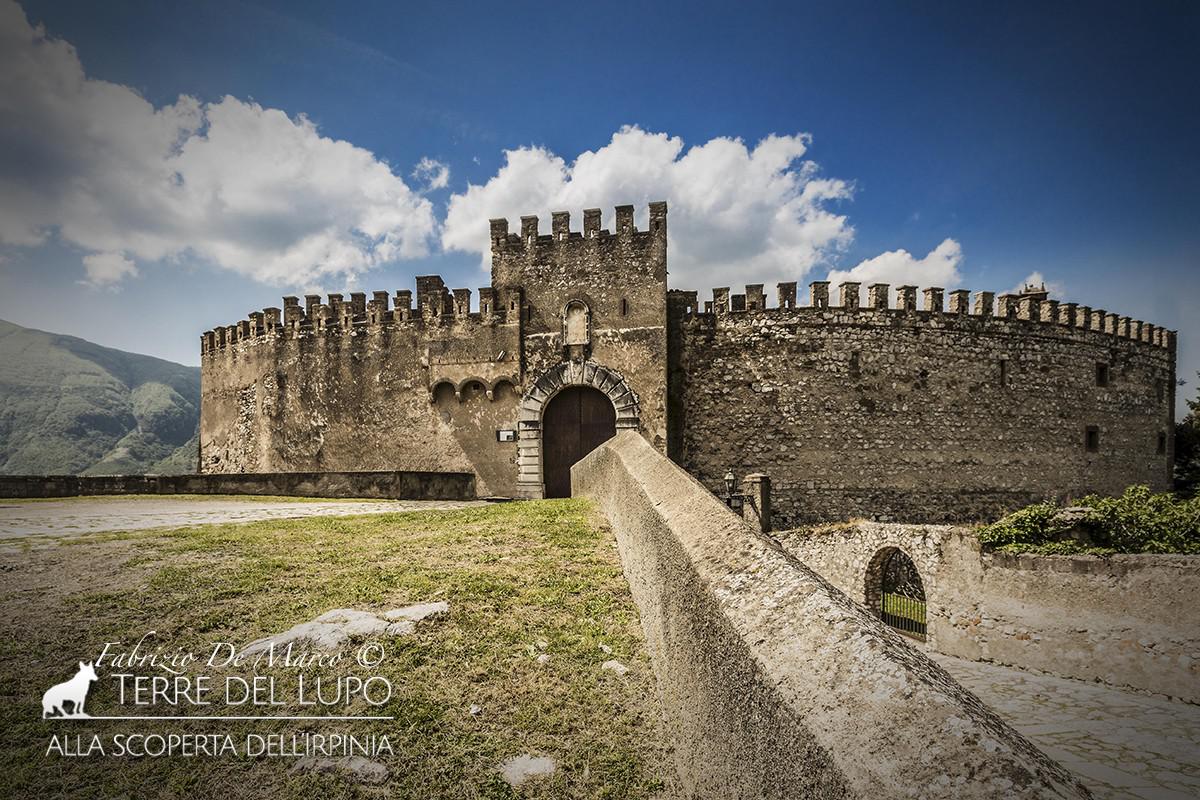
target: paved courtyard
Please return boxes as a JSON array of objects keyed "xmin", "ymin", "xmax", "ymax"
[
  {"xmin": 0, "ymin": 496, "xmax": 488, "ymax": 539},
  {"xmin": 935, "ymin": 653, "xmax": 1200, "ymax": 800}
]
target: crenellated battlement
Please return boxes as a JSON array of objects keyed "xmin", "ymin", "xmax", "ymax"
[
  {"xmin": 489, "ymin": 202, "xmax": 667, "ymax": 250},
  {"xmin": 673, "ymin": 280, "xmax": 1174, "ymax": 351},
  {"xmin": 200, "ymin": 277, "xmax": 525, "ymax": 356},
  {"xmin": 488, "ymin": 203, "xmax": 668, "ymax": 296}
]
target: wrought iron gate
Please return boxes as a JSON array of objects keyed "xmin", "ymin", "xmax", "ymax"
[{"xmin": 879, "ymin": 549, "xmax": 927, "ymax": 640}]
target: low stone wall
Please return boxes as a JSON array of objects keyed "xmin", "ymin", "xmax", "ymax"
[
  {"xmin": 775, "ymin": 522, "xmax": 963, "ymax": 650},
  {"xmin": 943, "ymin": 550, "xmax": 1200, "ymax": 703},
  {"xmin": 0, "ymin": 470, "xmax": 476, "ymax": 501},
  {"xmin": 572, "ymin": 431, "xmax": 1087, "ymax": 799},
  {"xmin": 778, "ymin": 523, "xmax": 1200, "ymax": 703},
  {"xmin": 769, "ymin": 486, "xmax": 1043, "ymax": 527}
]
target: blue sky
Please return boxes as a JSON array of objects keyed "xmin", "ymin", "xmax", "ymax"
[{"xmin": 0, "ymin": 0, "xmax": 1196, "ymax": 411}]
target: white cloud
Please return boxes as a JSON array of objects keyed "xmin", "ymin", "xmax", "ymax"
[
  {"xmin": 825, "ymin": 239, "xmax": 964, "ymax": 305},
  {"xmin": 442, "ymin": 126, "xmax": 855, "ymax": 290},
  {"xmin": 81, "ymin": 251, "xmax": 137, "ymax": 285},
  {"xmin": 412, "ymin": 157, "xmax": 450, "ymax": 191},
  {"xmin": 0, "ymin": 0, "xmax": 436, "ymax": 286},
  {"xmin": 0, "ymin": 0, "xmax": 984, "ymax": 303}
]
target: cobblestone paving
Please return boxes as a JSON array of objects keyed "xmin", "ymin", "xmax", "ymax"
[
  {"xmin": 0, "ymin": 497, "xmax": 489, "ymax": 539},
  {"xmin": 935, "ymin": 653, "xmax": 1200, "ymax": 800}
]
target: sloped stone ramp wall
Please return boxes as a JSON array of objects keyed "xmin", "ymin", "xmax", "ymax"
[{"xmin": 572, "ymin": 431, "xmax": 1089, "ymax": 800}]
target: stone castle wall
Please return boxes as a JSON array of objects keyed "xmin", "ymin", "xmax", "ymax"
[
  {"xmin": 669, "ymin": 283, "xmax": 1175, "ymax": 526},
  {"xmin": 200, "ymin": 204, "xmax": 669, "ymax": 499},
  {"xmin": 200, "ymin": 201, "xmax": 1175, "ymax": 519},
  {"xmin": 199, "ymin": 289, "xmax": 525, "ymax": 496}
]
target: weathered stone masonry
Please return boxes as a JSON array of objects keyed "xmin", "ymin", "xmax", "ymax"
[
  {"xmin": 201, "ymin": 201, "xmax": 1175, "ymax": 522},
  {"xmin": 777, "ymin": 522, "xmax": 1200, "ymax": 702},
  {"xmin": 200, "ymin": 203, "xmax": 666, "ymax": 499},
  {"xmin": 669, "ymin": 283, "xmax": 1175, "ymax": 526}
]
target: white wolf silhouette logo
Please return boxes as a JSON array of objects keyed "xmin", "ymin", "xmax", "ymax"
[{"xmin": 42, "ymin": 661, "xmax": 98, "ymax": 718}]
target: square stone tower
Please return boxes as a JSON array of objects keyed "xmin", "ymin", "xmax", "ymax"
[{"xmin": 489, "ymin": 203, "xmax": 669, "ymax": 498}]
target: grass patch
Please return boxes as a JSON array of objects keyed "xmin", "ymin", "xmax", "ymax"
[
  {"xmin": 0, "ymin": 500, "xmax": 670, "ymax": 799},
  {"xmin": 881, "ymin": 593, "xmax": 926, "ymax": 624}
]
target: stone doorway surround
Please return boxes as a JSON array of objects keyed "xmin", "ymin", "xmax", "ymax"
[
  {"xmin": 515, "ymin": 361, "xmax": 640, "ymax": 499},
  {"xmin": 541, "ymin": 386, "xmax": 616, "ymax": 499}
]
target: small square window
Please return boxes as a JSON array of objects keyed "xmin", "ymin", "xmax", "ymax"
[
  {"xmin": 1157, "ymin": 432, "xmax": 1167, "ymax": 454},
  {"xmin": 1095, "ymin": 363, "xmax": 1109, "ymax": 387},
  {"xmin": 1085, "ymin": 425, "xmax": 1100, "ymax": 452}
]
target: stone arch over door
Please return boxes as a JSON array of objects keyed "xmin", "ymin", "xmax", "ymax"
[
  {"xmin": 865, "ymin": 546, "xmax": 928, "ymax": 641},
  {"xmin": 515, "ymin": 361, "xmax": 640, "ymax": 499}
]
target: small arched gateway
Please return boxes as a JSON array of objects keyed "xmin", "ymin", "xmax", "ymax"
[
  {"xmin": 865, "ymin": 547, "xmax": 927, "ymax": 641},
  {"xmin": 515, "ymin": 361, "xmax": 640, "ymax": 499}
]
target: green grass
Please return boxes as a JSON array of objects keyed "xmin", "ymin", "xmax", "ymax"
[
  {"xmin": 0, "ymin": 500, "xmax": 670, "ymax": 799},
  {"xmin": 881, "ymin": 593, "xmax": 926, "ymax": 624}
]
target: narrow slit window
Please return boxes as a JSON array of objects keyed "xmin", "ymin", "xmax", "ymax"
[
  {"xmin": 1157, "ymin": 431, "xmax": 1167, "ymax": 454},
  {"xmin": 620, "ymin": 297, "xmax": 629, "ymax": 317},
  {"xmin": 1095, "ymin": 362, "xmax": 1109, "ymax": 387},
  {"xmin": 999, "ymin": 359, "xmax": 1008, "ymax": 386},
  {"xmin": 1085, "ymin": 425, "xmax": 1100, "ymax": 453}
]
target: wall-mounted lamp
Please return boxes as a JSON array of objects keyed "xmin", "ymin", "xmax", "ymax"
[{"xmin": 721, "ymin": 469, "xmax": 744, "ymax": 511}]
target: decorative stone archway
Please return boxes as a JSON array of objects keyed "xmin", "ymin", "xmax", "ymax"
[{"xmin": 515, "ymin": 361, "xmax": 640, "ymax": 498}]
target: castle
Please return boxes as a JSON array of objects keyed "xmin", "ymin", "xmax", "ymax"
[{"xmin": 199, "ymin": 202, "xmax": 1176, "ymax": 527}]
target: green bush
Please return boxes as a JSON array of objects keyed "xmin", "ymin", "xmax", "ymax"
[{"xmin": 977, "ymin": 485, "xmax": 1200, "ymax": 555}]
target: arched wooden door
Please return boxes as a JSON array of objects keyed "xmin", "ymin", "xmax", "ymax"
[{"xmin": 541, "ymin": 386, "xmax": 616, "ymax": 498}]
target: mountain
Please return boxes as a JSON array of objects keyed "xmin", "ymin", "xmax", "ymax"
[{"xmin": 0, "ymin": 319, "xmax": 200, "ymax": 475}]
